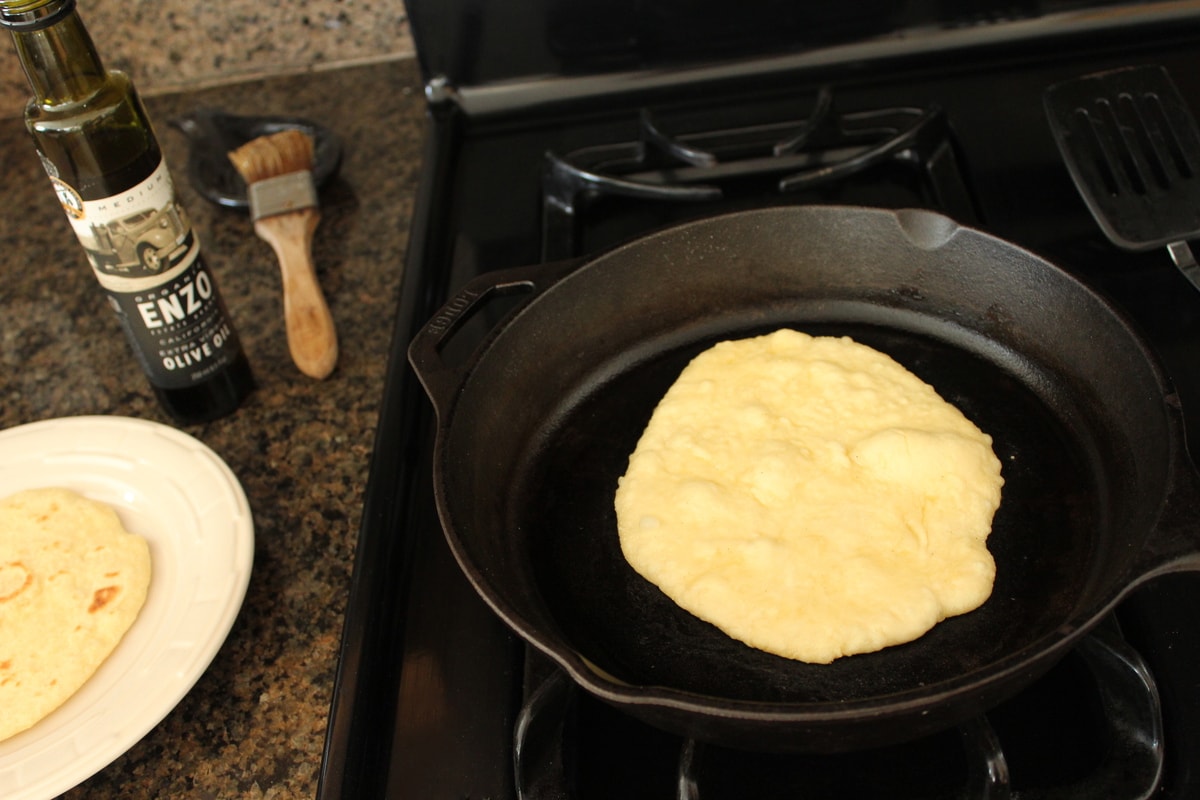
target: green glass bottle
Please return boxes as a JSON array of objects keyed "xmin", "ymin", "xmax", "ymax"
[{"xmin": 0, "ymin": 0, "xmax": 253, "ymax": 424}]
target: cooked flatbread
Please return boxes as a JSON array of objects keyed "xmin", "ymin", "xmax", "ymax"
[
  {"xmin": 615, "ymin": 329, "xmax": 1003, "ymax": 664},
  {"xmin": 0, "ymin": 487, "xmax": 151, "ymax": 741}
]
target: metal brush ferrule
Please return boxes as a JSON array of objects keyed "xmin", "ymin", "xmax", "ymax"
[{"xmin": 247, "ymin": 171, "xmax": 317, "ymax": 221}]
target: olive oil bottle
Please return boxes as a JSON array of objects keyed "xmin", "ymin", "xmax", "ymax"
[{"xmin": 0, "ymin": 0, "xmax": 253, "ymax": 424}]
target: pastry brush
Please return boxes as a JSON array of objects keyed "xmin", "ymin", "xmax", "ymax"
[{"xmin": 229, "ymin": 130, "xmax": 339, "ymax": 379}]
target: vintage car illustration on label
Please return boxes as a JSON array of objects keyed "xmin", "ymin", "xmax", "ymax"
[
  {"xmin": 80, "ymin": 200, "xmax": 193, "ymax": 276},
  {"xmin": 50, "ymin": 159, "xmax": 195, "ymax": 281}
]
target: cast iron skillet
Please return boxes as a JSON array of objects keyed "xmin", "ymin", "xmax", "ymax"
[{"xmin": 408, "ymin": 206, "xmax": 1200, "ymax": 752}]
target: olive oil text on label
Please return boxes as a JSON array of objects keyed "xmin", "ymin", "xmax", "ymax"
[
  {"xmin": 103, "ymin": 254, "xmax": 242, "ymax": 388},
  {"xmin": 161, "ymin": 320, "xmax": 233, "ymax": 374},
  {"xmin": 113, "ymin": 256, "xmax": 241, "ymax": 387},
  {"xmin": 137, "ymin": 267, "xmax": 214, "ymax": 329},
  {"xmin": 7, "ymin": 0, "xmax": 254, "ymax": 421},
  {"xmin": 46, "ymin": 158, "xmax": 246, "ymax": 390}
]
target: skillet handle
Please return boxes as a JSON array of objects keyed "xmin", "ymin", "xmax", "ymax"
[
  {"xmin": 1127, "ymin": 435, "xmax": 1200, "ymax": 587},
  {"xmin": 407, "ymin": 259, "xmax": 582, "ymax": 414}
]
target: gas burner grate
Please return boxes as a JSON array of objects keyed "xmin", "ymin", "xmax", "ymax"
[
  {"xmin": 541, "ymin": 88, "xmax": 979, "ymax": 261},
  {"xmin": 513, "ymin": 624, "xmax": 1162, "ymax": 800}
]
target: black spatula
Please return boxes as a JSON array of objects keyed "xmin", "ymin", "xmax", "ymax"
[{"xmin": 1044, "ymin": 65, "xmax": 1200, "ymax": 290}]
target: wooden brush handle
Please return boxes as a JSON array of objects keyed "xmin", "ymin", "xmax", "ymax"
[{"xmin": 253, "ymin": 208, "xmax": 339, "ymax": 379}]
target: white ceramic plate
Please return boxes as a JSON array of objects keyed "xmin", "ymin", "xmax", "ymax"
[{"xmin": 0, "ymin": 416, "xmax": 254, "ymax": 799}]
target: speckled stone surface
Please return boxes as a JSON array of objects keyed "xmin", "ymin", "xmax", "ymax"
[
  {"xmin": 0, "ymin": 57, "xmax": 425, "ymax": 798},
  {"xmin": 0, "ymin": 0, "xmax": 415, "ymax": 117}
]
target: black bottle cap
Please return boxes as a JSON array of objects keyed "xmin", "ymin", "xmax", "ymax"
[{"xmin": 0, "ymin": 0, "xmax": 77, "ymax": 32}]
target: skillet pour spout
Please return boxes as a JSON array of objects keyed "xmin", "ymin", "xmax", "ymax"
[{"xmin": 409, "ymin": 205, "xmax": 1200, "ymax": 752}]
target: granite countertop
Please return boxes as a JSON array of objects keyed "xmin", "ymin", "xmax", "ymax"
[{"xmin": 0, "ymin": 57, "xmax": 425, "ymax": 798}]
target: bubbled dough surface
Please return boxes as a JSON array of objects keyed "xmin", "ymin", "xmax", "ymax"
[
  {"xmin": 0, "ymin": 487, "xmax": 152, "ymax": 742},
  {"xmin": 615, "ymin": 330, "xmax": 1004, "ymax": 664}
]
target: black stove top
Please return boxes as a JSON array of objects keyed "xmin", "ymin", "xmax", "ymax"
[{"xmin": 318, "ymin": 6, "xmax": 1200, "ymax": 798}]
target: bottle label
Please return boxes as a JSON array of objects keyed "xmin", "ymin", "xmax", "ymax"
[{"xmin": 48, "ymin": 159, "xmax": 244, "ymax": 389}]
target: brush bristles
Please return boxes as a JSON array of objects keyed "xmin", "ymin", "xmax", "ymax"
[{"xmin": 229, "ymin": 130, "xmax": 316, "ymax": 185}]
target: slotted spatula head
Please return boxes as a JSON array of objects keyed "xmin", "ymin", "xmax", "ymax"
[{"xmin": 1044, "ymin": 65, "xmax": 1200, "ymax": 252}]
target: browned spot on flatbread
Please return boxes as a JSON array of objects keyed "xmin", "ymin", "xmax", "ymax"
[
  {"xmin": 0, "ymin": 561, "xmax": 32, "ymax": 602},
  {"xmin": 89, "ymin": 586, "xmax": 120, "ymax": 613},
  {"xmin": 0, "ymin": 488, "xmax": 152, "ymax": 742}
]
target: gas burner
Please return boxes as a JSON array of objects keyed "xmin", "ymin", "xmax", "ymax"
[
  {"xmin": 542, "ymin": 88, "xmax": 978, "ymax": 260},
  {"xmin": 514, "ymin": 624, "xmax": 1162, "ymax": 800},
  {"xmin": 319, "ymin": 9, "xmax": 1200, "ymax": 798}
]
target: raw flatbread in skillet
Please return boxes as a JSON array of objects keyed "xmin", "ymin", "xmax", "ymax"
[
  {"xmin": 615, "ymin": 329, "xmax": 1003, "ymax": 664},
  {"xmin": 0, "ymin": 487, "xmax": 152, "ymax": 742}
]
